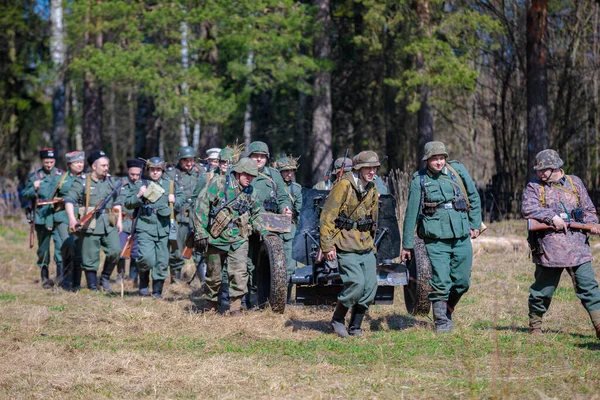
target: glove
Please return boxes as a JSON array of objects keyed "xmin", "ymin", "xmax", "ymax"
[{"xmin": 195, "ymin": 238, "xmax": 208, "ymax": 253}]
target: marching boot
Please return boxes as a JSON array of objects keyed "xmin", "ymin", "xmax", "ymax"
[
  {"xmin": 71, "ymin": 262, "xmax": 82, "ymax": 292},
  {"xmin": 41, "ymin": 266, "xmax": 53, "ymax": 289},
  {"xmin": 129, "ymin": 259, "xmax": 139, "ymax": 284},
  {"xmin": 432, "ymin": 301, "xmax": 453, "ymax": 332},
  {"xmin": 446, "ymin": 292, "xmax": 462, "ymax": 323},
  {"xmin": 116, "ymin": 259, "xmax": 126, "ymax": 284},
  {"xmin": 138, "ymin": 270, "xmax": 150, "ymax": 296},
  {"xmin": 85, "ymin": 271, "xmax": 98, "ymax": 291},
  {"xmin": 243, "ymin": 292, "xmax": 260, "ymax": 311},
  {"xmin": 60, "ymin": 261, "xmax": 73, "ymax": 290},
  {"xmin": 55, "ymin": 263, "xmax": 64, "ymax": 287},
  {"xmin": 100, "ymin": 271, "xmax": 115, "ymax": 295},
  {"xmin": 219, "ymin": 282, "xmax": 231, "ymax": 309},
  {"xmin": 170, "ymin": 268, "xmax": 182, "ymax": 284},
  {"xmin": 331, "ymin": 303, "xmax": 350, "ymax": 338},
  {"xmin": 229, "ymin": 297, "xmax": 243, "ymax": 317},
  {"xmin": 152, "ymin": 280, "xmax": 164, "ymax": 299},
  {"xmin": 528, "ymin": 312, "xmax": 543, "ymax": 335},
  {"xmin": 348, "ymin": 305, "xmax": 366, "ymax": 336}
]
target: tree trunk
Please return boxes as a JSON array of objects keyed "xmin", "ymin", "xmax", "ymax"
[
  {"xmin": 108, "ymin": 84, "xmax": 118, "ymax": 169},
  {"xmin": 526, "ymin": 0, "xmax": 549, "ymax": 181},
  {"xmin": 310, "ymin": 0, "xmax": 333, "ymax": 186},
  {"xmin": 51, "ymin": 0, "xmax": 67, "ymax": 166},
  {"xmin": 82, "ymin": 0, "xmax": 103, "ymax": 156},
  {"xmin": 180, "ymin": 19, "xmax": 190, "ymax": 147},
  {"xmin": 415, "ymin": 0, "xmax": 434, "ymax": 166}
]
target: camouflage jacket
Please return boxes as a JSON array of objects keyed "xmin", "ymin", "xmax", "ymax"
[
  {"xmin": 320, "ymin": 171, "xmax": 379, "ymax": 253},
  {"xmin": 193, "ymin": 173, "xmax": 266, "ymax": 251},
  {"xmin": 166, "ymin": 164, "xmax": 206, "ymax": 224},
  {"xmin": 402, "ymin": 161, "xmax": 482, "ymax": 249},
  {"xmin": 22, "ymin": 167, "xmax": 63, "ymax": 227},
  {"xmin": 522, "ymin": 174, "xmax": 597, "ymax": 267},
  {"xmin": 53, "ymin": 171, "xmax": 83, "ymax": 225},
  {"xmin": 253, "ymin": 166, "xmax": 292, "ymax": 213}
]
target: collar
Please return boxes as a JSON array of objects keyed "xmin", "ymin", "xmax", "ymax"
[{"xmin": 426, "ymin": 166, "xmax": 448, "ymax": 177}]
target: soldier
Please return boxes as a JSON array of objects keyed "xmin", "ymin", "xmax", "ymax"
[
  {"xmin": 352, "ymin": 153, "xmax": 388, "ymax": 195},
  {"xmin": 165, "ymin": 146, "xmax": 206, "ymax": 283},
  {"xmin": 206, "ymin": 147, "xmax": 221, "ymax": 172},
  {"xmin": 22, "ymin": 148, "xmax": 64, "ymax": 288},
  {"xmin": 313, "ymin": 157, "xmax": 353, "ymax": 190},
  {"xmin": 320, "ymin": 151, "xmax": 380, "ymax": 337},
  {"xmin": 53, "ymin": 151, "xmax": 85, "ymax": 290},
  {"xmin": 64, "ymin": 150, "xmax": 123, "ymax": 293},
  {"xmin": 246, "ymin": 141, "xmax": 292, "ymax": 309},
  {"xmin": 401, "ymin": 141, "xmax": 482, "ymax": 332},
  {"xmin": 116, "ymin": 158, "xmax": 145, "ymax": 285},
  {"xmin": 125, "ymin": 157, "xmax": 184, "ymax": 298},
  {"xmin": 522, "ymin": 149, "xmax": 600, "ymax": 338},
  {"xmin": 192, "ymin": 157, "xmax": 267, "ymax": 315},
  {"xmin": 276, "ymin": 156, "xmax": 303, "ymax": 303}
]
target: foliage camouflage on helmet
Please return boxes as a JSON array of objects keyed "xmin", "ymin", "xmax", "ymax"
[
  {"xmin": 248, "ymin": 141, "xmax": 270, "ymax": 156},
  {"xmin": 177, "ymin": 146, "xmax": 196, "ymax": 161},
  {"xmin": 147, "ymin": 157, "xmax": 166, "ymax": 170},
  {"xmin": 352, "ymin": 151, "xmax": 381, "ymax": 170},
  {"xmin": 534, "ymin": 149, "xmax": 564, "ymax": 171},
  {"xmin": 422, "ymin": 141, "xmax": 449, "ymax": 161},
  {"xmin": 333, "ymin": 157, "xmax": 353, "ymax": 174},
  {"xmin": 276, "ymin": 156, "xmax": 300, "ymax": 171},
  {"xmin": 233, "ymin": 157, "xmax": 259, "ymax": 177},
  {"xmin": 219, "ymin": 142, "xmax": 245, "ymax": 163}
]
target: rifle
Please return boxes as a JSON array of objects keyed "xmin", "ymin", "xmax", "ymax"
[
  {"xmin": 29, "ymin": 187, "xmax": 38, "ymax": 249},
  {"xmin": 120, "ymin": 208, "xmax": 140, "ymax": 259},
  {"xmin": 75, "ymin": 179, "xmax": 124, "ymax": 231},
  {"xmin": 322, "ymin": 158, "xmax": 334, "ymax": 190},
  {"xmin": 527, "ymin": 218, "xmax": 600, "ymax": 234},
  {"xmin": 36, "ymin": 198, "xmax": 64, "ymax": 206},
  {"xmin": 336, "ymin": 148, "xmax": 350, "ymax": 183}
]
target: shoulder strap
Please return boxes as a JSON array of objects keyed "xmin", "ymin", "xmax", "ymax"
[
  {"xmin": 418, "ymin": 170, "xmax": 427, "ymax": 218},
  {"xmin": 169, "ymin": 180, "xmax": 175, "ymax": 219},
  {"xmin": 445, "ymin": 163, "xmax": 470, "ymax": 209},
  {"xmin": 564, "ymin": 175, "xmax": 581, "ymax": 206},
  {"xmin": 85, "ymin": 174, "xmax": 91, "ymax": 210}
]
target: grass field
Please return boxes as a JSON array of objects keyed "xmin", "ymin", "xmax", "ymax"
[{"xmin": 1, "ymin": 218, "xmax": 599, "ymax": 399}]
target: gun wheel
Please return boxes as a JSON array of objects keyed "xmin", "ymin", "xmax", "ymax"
[
  {"xmin": 256, "ymin": 234, "xmax": 288, "ymax": 313},
  {"xmin": 403, "ymin": 234, "xmax": 432, "ymax": 316}
]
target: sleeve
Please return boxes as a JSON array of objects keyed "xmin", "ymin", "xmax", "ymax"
[
  {"xmin": 174, "ymin": 184, "xmax": 185, "ymax": 210},
  {"xmin": 521, "ymin": 181, "xmax": 555, "ymax": 224},
  {"xmin": 273, "ymin": 169, "xmax": 292, "ymax": 212},
  {"xmin": 401, "ymin": 174, "xmax": 422, "ymax": 250},
  {"xmin": 455, "ymin": 163, "xmax": 482, "ymax": 230},
  {"xmin": 22, "ymin": 174, "xmax": 36, "ymax": 199},
  {"xmin": 64, "ymin": 178, "xmax": 83, "ymax": 205},
  {"xmin": 191, "ymin": 174, "xmax": 207, "ymax": 204},
  {"xmin": 111, "ymin": 179, "xmax": 124, "ymax": 206},
  {"xmin": 192, "ymin": 181, "xmax": 215, "ymax": 240},
  {"xmin": 295, "ymin": 185, "xmax": 303, "ymax": 216},
  {"xmin": 319, "ymin": 180, "xmax": 348, "ymax": 253},
  {"xmin": 249, "ymin": 193, "xmax": 267, "ymax": 236},
  {"xmin": 124, "ymin": 181, "xmax": 143, "ymax": 209},
  {"xmin": 573, "ymin": 176, "xmax": 599, "ymax": 224}
]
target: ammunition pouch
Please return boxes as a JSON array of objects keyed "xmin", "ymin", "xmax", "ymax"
[
  {"xmin": 356, "ymin": 217, "xmax": 375, "ymax": 232},
  {"xmin": 572, "ymin": 207, "xmax": 584, "ymax": 223},
  {"xmin": 453, "ymin": 198, "xmax": 468, "ymax": 211},
  {"xmin": 263, "ymin": 197, "xmax": 278, "ymax": 213},
  {"xmin": 422, "ymin": 202, "xmax": 438, "ymax": 217},
  {"xmin": 140, "ymin": 204, "xmax": 154, "ymax": 217},
  {"xmin": 209, "ymin": 207, "xmax": 233, "ymax": 238},
  {"xmin": 335, "ymin": 213, "xmax": 355, "ymax": 231},
  {"xmin": 238, "ymin": 213, "xmax": 251, "ymax": 238},
  {"xmin": 231, "ymin": 199, "xmax": 250, "ymax": 216}
]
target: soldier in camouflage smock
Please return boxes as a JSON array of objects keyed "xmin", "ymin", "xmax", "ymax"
[
  {"xmin": 401, "ymin": 141, "xmax": 482, "ymax": 333},
  {"xmin": 192, "ymin": 157, "xmax": 267, "ymax": 315},
  {"xmin": 522, "ymin": 149, "xmax": 600, "ymax": 339},
  {"xmin": 320, "ymin": 151, "xmax": 380, "ymax": 337},
  {"xmin": 313, "ymin": 157, "xmax": 353, "ymax": 190},
  {"xmin": 22, "ymin": 148, "xmax": 64, "ymax": 288},
  {"xmin": 165, "ymin": 146, "xmax": 207, "ymax": 283}
]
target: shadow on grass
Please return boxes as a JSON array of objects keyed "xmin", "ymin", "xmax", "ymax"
[
  {"xmin": 491, "ymin": 325, "xmax": 600, "ymax": 345},
  {"xmin": 284, "ymin": 312, "xmax": 427, "ymax": 334},
  {"xmin": 284, "ymin": 318, "xmax": 331, "ymax": 333}
]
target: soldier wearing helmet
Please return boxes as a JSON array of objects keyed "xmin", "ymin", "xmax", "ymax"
[
  {"xmin": 320, "ymin": 150, "xmax": 381, "ymax": 337},
  {"xmin": 125, "ymin": 157, "xmax": 184, "ymax": 299},
  {"xmin": 192, "ymin": 157, "xmax": 267, "ymax": 315},
  {"xmin": 313, "ymin": 157, "xmax": 353, "ymax": 190},
  {"xmin": 401, "ymin": 141, "xmax": 482, "ymax": 333},
  {"xmin": 522, "ymin": 149, "xmax": 600, "ymax": 339},
  {"xmin": 165, "ymin": 146, "xmax": 207, "ymax": 283}
]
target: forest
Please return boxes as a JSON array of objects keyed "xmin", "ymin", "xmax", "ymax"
[{"xmin": 2, "ymin": 0, "xmax": 600, "ymax": 215}]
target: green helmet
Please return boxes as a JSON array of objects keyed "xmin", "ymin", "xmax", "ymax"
[
  {"xmin": 219, "ymin": 147, "xmax": 235, "ymax": 162},
  {"xmin": 534, "ymin": 149, "xmax": 564, "ymax": 171},
  {"xmin": 177, "ymin": 146, "xmax": 196, "ymax": 161},
  {"xmin": 233, "ymin": 157, "xmax": 259, "ymax": 177},
  {"xmin": 333, "ymin": 157, "xmax": 353, "ymax": 174},
  {"xmin": 248, "ymin": 141, "xmax": 270, "ymax": 156},
  {"xmin": 352, "ymin": 151, "xmax": 380, "ymax": 170},
  {"xmin": 422, "ymin": 141, "xmax": 449, "ymax": 161},
  {"xmin": 276, "ymin": 157, "xmax": 298, "ymax": 171},
  {"xmin": 147, "ymin": 157, "xmax": 166, "ymax": 170}
]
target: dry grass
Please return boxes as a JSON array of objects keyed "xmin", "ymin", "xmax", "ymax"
[{"xmin": 1, "ymin": 219, "xmax": 600, "ymax": 399}]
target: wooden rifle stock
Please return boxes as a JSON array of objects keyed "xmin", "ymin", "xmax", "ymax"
[
  {"xmin": 121, "ymin": 208, "xmax": 140, "ymax": 259},
  {"xmin": 75, "ymin": 202, "xmax": 103, "ymax": 231},
  {"xmin": 181, "ymin": 245, "xmax": 193, "ymax": 259},
  {"xmin": 527, "ymin": 218, "xmax": 600, "ymax": 234},
  {"xmin": 36, "ymin": 198, "xmax": 64, "ymax": 206},
  {"xmin": 316, "ymin": 248, "xmax": 323, "ymax": 263}
]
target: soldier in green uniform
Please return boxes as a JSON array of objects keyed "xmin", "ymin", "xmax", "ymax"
[
  {"xmin": 206, "ymin": 147, "xmax": 221, "ymax": 173},
  {"xmin": 54, "ymin": 151, "xmax": 85, "ymax": 290},
  {"xmin": 192, "ymin": 157, "xmax": 267, "ymax": 315},
  {"xmin": 125, "ymin": 157, "xmax": 185, "ymax": 298},
  {"xmin": 401, "ymin": 141, "xmax": 482, "ymax": 332},
  {"xmin": 320, "ymin": 151, "xmax": 380, "ymax": 337},
  {"xmin": 65, "ymin": 150, "xmax": 123, "ymax": 293},
  {"xmin": 165, "ymin": 146, "xmax": 206, "ymax": 283},
  {"xmin": 313, "ymin": 157, "xmax": 353, "ymax": 190},
  {"xmin": 276, "ymin": 156, "xmax": 303, "ymax": 303},
  {"xmin": 246, "ymin": 141, "xmax": 292, "ymax": 309},
  {"xmin": 22, "ymin": 148, "xmax": 64, "ymax": 288}
]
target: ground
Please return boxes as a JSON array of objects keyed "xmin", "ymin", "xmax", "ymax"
[{"xmin": 0, "ymin": 218, "xmax": 599, "ymax": 399}]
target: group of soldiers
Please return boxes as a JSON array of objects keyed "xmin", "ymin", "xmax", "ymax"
[{"xmin": 23, "ymin": 140, "xmax": 600, "ymax": 339}]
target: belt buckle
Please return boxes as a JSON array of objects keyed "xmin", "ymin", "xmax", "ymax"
[{"xmin": 443, "ymin": 202, "xmax": 453, "ymax": 210}]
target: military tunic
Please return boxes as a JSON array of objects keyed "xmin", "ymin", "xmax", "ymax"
[
  {"xmin": 22, "ymin": 167, "xmax": 64, "ymax": 268},
  {"xmin": 282, "ymin": 181, "xmax": 303, "ymax": 277},
  {"xmin": 125, "ymin": 178, "xmax": 184, "ymax": 281},
  {"xmin": 193, "ymin": 173, "xmax": 266, "ymax": 302},
  {"xmin": 320, "ymin": 171, "xmax": 379, "ymax": 310},
  {"xmin": 118, "ymin": 177, "xmax": 139, "ymax": 259},
  {"xmin": 402, "ymin": 161, "xmax": 482, "ymax": 302}
]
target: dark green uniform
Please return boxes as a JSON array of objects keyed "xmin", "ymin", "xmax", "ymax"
[{"xmin": 283, "ymin": 181, "xmax": 303, "ymax": 277}]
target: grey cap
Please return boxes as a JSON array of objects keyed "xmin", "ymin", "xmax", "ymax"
[
  {"xmin": 534, "ymin": 149, "xmax": 564, "ymax": 171},
  {"xmin": 422, "ymin": 141, "xmax": 449, "ymax": 161}
]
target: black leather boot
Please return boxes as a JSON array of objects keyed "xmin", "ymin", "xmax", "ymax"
[
  {"xmin": 219, "ymin": 282, "xmax": 231, "ymax": 308},
  {"xmin": 60, "ymin": 261, "xmax": 72, "ymax": 290},
  {"xmin": 55, "ymin": 263, "xmax": 63, "ymax": 287},
  {"xmin": 152, "ymin": 280, "xmax": 164, "ymax": 299},
  {"xmin": 129, "ymin": 259, "xmax": 139, "ymax": 283},
  {"xmin": 100, "ymin": 273, "xmax": 115, "ymax": 294},
  {"xmin": 86, "ymin": 271, "xmax": 98, "ymax": 291},
  {"xmin": 331, "ymin": 303, "xmax": 349, "ymax": 338},
  {"xmin": 170, "ymin": 269, "xmax": 182, "ymax": 284},
  {"xmin": 116, "ymin": 259, "xmax": 126, "ymax": 283},
  {"xmin": 139, "ymin": 270, "xmax": 150, "ymax": 296},
  {"xmin": 41, "ymin": 266, "xmax": 53, "ymax": 289},
  {"xmin": 71, "ymin": 262, "xmax": 82, "ymax": 292},
  {"xmin": 348, "ymin": 305, "xmax": 366, "ymax": 336},
  {"xmin": 446, "ymin": 292, "xmax": 462, "ymax": 322},
  {"xmin": 433, "ymin": 301, "xmax": 452, "ymax": 332}
]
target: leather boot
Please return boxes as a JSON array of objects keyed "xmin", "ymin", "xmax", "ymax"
[
  {"xmin": 139, "ymin": 270, "xmax": 150, "ymax": 296},
  {"xmin": 219, "ymin": 282, "xmax": 231, "ymax": 308},
  {"xmin": 170, "ymin": 268, "xmax": 182, "ymax": 284},
  {"xmin": 348, "ymin": 305, "xmax": 365, "ymax": 336},
  {"xmin": 446, "ymin": 292, "xmax": 462, "ymax": 322},
  {"xmin": 55, "ymin": 263, "xmax": 63, "ymax": 287},
  {"xmin": 229, "ymin": 297, "xmax": 243, "ymax": 316},
  {"xmin": 331, "ymin": 303, "xmax": 350, "ymax": 338},
  {"xmin": 152, "ymin": 280, "xmax": 164, "ymax": 299},
  {"xmin": 86, "ymin": 271, "xmax": 98, "ymax": 291},
  {"xmin": 41, "ymin": 266, "xmax": 53, "ymax": 289},
  {"xmin": 60, "ymin": 261, "xmax": 72, "ymax": 290},
  {"xmin": 116, "ymin": 259, "xmax": 126, "ymax": 284},
  {"xmin": 100, "ymin": 273, "xmax": 115, "ymax": 295},
  {"xmin": 129, "ymin": 260, "xmax": 139, "ymax": 283},
  {"xmin": 201, "ymin": 300, "xmax": 219, "ymax": 313},
  {"xmin": 433, "ymin": 301, "xmax": 452, "ymax": 332},
  {"xmin": 528, "ymin": 313, "xmax": 543, "ymax": 335},
  {"xmin": 243, "ymin": 292, "xmax": 260, "ymax": 311},
  {"xmin": 71, "ymin": 262, "xmax": 82, "ymax": 292}
]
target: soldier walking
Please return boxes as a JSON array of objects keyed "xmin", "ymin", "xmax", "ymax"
[
  {"xmin": 313, "ymin": 157, "xmax": 353, "ymax": 190},
  {"xmin": 320, "ymin": 151, "xmax": 381, "ymax": 337},
  {"xmin": 401, "ymin": 141, "xmax": 482, "ymax": 332},
  {"xmin": 522, "ymin": 149, "xmax": 600, "ymax": 338}
]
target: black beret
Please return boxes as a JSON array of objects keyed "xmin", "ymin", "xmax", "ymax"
[
  {"xmin": 40, "ymin": 148, "xmax": 56, "ymax": 159},
  {"xmin": 87, "ymin": 150, "xmax": 108, "ymax": 166},
  {"xmin": 126, "ymin": 158, "xmax": 146, "ymax": 169}
]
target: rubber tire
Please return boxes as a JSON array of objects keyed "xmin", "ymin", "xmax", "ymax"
[
  {"xmin": 404, "ymin": 234, "xmax": 432, "ymax": 316},
  {"xmin": 256, "ymin": 234, "xmax": 288, "ymax": 313}
]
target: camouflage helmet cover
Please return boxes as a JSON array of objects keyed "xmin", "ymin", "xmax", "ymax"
[
  {"xmin": 233, "ymin": 157, "xmax": 259, "ymax": 177},
  {"xmin": 276, "ymin": 156, "xmax": 299, "ymax": 171},
  {"xmin": 352, "ymin": 151, "xmax": 381, "ymax": 170},
  {"xmin": 177, "ymin": 146, "xmax": 196, "ymax": 161},
  {"xmin": 333, "ymin": 157, "xmax": 353, "ymax": 174},
  {"xmin": 534, "ymin": 149, "xmax": 564, "ymax": 171},
  {"xmin": 422, "ymin": 141, "xmax": 449, "ymax": 161},
  {"xmin": 219, "ymin": 147, "xmax": 235, "ymax": 162},
  {"xmin": 147, "ymin": 157, "xmax": 166, "ymax": 170},
  {"xmin": 248, "ymin": 141, "xmax": 270, "ymax": 156}
]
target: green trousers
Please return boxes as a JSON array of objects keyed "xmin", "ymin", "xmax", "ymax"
[
  {"xmin": 529, "ymin": 262, "xmax": 600, "ymax": 326},
  {"xmin": 283, "ymin": 225, "xmax": 296, "ymax": 279},
  {"xmin": 204, "ymin": 242, "xmax": 249, "ymax": 302},
  {"xmin": 424, "ymin": 236, "xmax": 472, "ymax": 302},
  {"xmin": 137, "ymin": 231, "xmax": 169, "ymax": 281},
  {"xmin": 78, "ymin": 230, "xmax": 120, "ymax": 272},
  {"xmin": 35, "ymin": 224, "xmax": 63, "ymax": 267},
  {"xmin": 169, "ymin": 223, "xmax": 200, "ymax": 271},
  {"xmin": 336, "ymin": 250, "xmax": 377, "ymax": 311}
]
